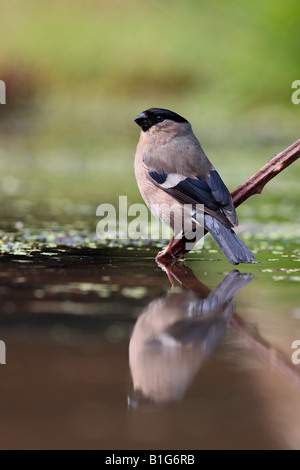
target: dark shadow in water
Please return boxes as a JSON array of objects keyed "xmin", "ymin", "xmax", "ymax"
[
  {"xmin": 128, "ymin": 262, "xmax": 253, "ymax": 410},
  {"xmin": 128, "ymin": 260, "xmax": 300, "ymax": 411}
]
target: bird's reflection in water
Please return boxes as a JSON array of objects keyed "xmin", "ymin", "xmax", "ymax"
[{"xmin": 128, "ymin": 262, "xmax": 253, "ymax": 409}]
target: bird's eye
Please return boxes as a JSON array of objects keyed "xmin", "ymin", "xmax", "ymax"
[{"xmin": 156, "ymin": 115, "xmax": 165, "ymax": 123}]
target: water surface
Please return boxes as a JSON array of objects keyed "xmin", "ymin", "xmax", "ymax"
[{"xmin": 0, "ymin": 240, "xmax": 299, "ymax": 449}]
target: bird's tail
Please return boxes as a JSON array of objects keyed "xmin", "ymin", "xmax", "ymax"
[{"xmin": 204, "ymin": 214, "xmax": 254, "ymax": 265}]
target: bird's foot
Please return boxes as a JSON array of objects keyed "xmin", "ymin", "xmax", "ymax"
[
  {"xmin": 155, "ymin": 236, "xmax": 176, "ymax": 262},
  {"xmin": 155, "ymin": 248, "xmax": 176, "ymax": 262}
]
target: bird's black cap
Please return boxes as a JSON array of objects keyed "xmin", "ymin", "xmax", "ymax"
[{"xmin": 134, "ymin": 108, "xmax": 188, "ymax": 132}]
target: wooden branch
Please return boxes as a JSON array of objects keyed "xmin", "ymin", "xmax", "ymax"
[
  {"xmin": 166, "ymin": 139, "xmax": 300, "ymax": 259},
  {"xmin": 231, "ymin": 139, "xmax": 300, "ymax": 208}
]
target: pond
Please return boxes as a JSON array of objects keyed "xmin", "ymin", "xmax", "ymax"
[{"xmin": 0, "ymin": 231, "xmax": 299, "ymax": 450}]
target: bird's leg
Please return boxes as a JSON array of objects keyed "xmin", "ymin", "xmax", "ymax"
[{"xmin": 155, "ymin": 235, "xmax": 176, "ymax": 261}]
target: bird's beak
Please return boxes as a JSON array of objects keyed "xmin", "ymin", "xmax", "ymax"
[{"xmin": 134, "ymin": 112, "xmax": 148, "ymax": 128}]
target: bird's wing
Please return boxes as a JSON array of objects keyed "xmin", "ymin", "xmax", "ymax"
[
  {"xmin": 148, "ymin": 169, "xmax": 236, "ymax": 227},
  {"xmin": 206, "ymin": 169, "xmax": 238, "ymax": 225}
]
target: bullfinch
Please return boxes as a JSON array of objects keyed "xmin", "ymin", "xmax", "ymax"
[{"xmin": 134, "ymin": 108, "xmax": 254, "ymax": 265}]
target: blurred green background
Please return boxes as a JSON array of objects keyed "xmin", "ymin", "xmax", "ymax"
[{"xmin": 0, "ymin": 0, "xmax": 299, "ymax": 234}]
